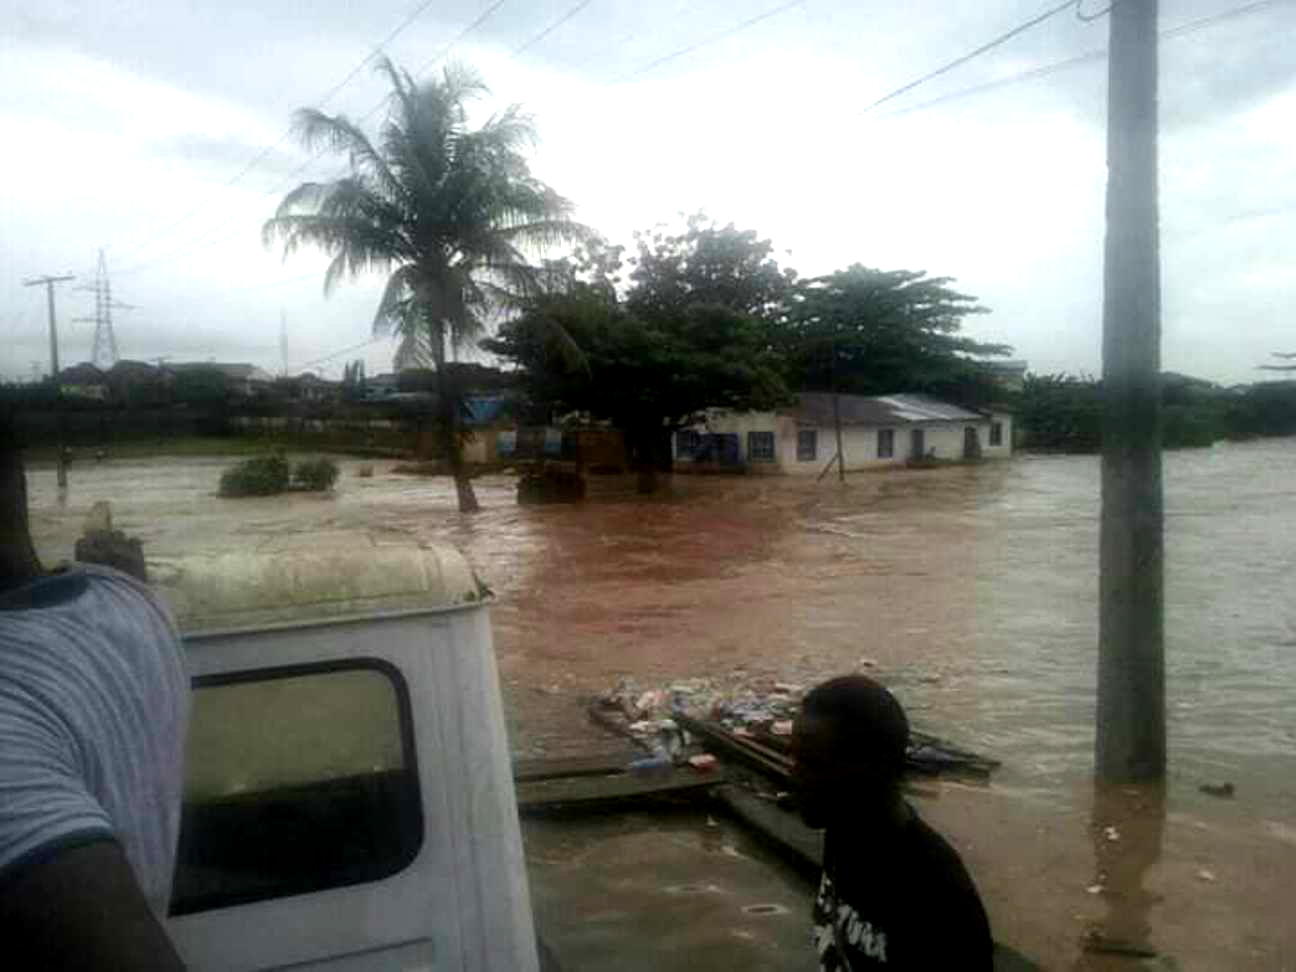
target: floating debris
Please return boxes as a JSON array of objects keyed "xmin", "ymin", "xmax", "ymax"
[
  {"xmin": 590, "ymin": 673, "xmax": 999, "ymax": 781},
  {"xmin": 1199, "ymin": 782, "xmax": 1235, "ymax": 798}
]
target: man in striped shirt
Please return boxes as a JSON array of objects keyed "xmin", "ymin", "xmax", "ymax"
[{"xmin": 0, "ymin": 415, "xmax": 189, "ymax": 968}]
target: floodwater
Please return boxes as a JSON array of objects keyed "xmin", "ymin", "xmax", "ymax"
[
  {"xmin": 523, "ymin": 809, "xmax": 816, "ymax": 972},
  {"xmin": 25, "ymin": 437, "xmax": 1296, "ymax": 968}
]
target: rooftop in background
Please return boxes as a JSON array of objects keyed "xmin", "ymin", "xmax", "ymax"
[
  {"xmin": 983, "ymin": 359, "xmax": 1029, "ymax": 374},
  {"xmin": 56, "ymin": 362, "xmax": 107, "ymax": 384},
  {"xmin": 166, "ymin": 362, "xmax": 275, "ymax": 382},
  {"xmin": 784, "ymin": 393, "xmax": 992, "ymax": 427}
]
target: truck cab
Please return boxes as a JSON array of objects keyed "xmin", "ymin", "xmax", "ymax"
[{"xmin": 156, "ymin": 535, "xmax": 537, "ymax": 971}]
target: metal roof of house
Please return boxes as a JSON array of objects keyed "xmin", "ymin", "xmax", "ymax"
[
  {"xmin": 783, "ymin": 392, "xmax": 987, "ymax": 426},
  {"xmin": 983, "ymin": 359, "xmax": 1029, "ymax": 373},
  {"xmin": 463, "ymin": 394, "xmax": 514, "ymax": 426}
]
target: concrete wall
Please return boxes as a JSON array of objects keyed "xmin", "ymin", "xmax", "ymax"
[
  {"xmin": 983, "ymin": 413, "xmax": 1013, "ymax": 458},
  {"xmin": 462, "ymin": 428, "xmax": 498, "ymax": 465},
  {"xmin": 675, "ymin": 409, "xmax": 1014, "ymax": 474},
  {"xmin": 673, "ymin": 411, "xmax": 806, "ymax": 474}
]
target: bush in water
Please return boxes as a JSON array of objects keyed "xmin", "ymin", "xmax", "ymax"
[
  {"xmin": 293, "ymin": 456, "xmax": 340, "ymax": 491},
  {"xmin": 219, "ymin": 454, "xmax": 290, "ymax": 497}
]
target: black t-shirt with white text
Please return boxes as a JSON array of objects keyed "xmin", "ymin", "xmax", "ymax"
[{"xmin": 812, "ymin": 810, "xmax": 993, "ymax": 970}]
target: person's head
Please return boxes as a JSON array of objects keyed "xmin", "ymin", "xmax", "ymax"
[{"xmin": 791, "ymin": 675, "xmax": 909, "ymax": 829}]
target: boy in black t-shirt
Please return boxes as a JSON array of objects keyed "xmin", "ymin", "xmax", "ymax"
[{"xmin": 792, "ymin": 675, "xmax": 993, "ymax": 970}]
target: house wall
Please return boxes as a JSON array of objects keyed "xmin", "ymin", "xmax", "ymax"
[
  {"xmin": 462, "ymin": 428, "xmax": 498, "ymax": 465},
  {"xmin": 983, "ymin": 413, "xmax": 1013, "ymax": 458},
  {"xmin": 672, "ymin": 411, "xmax": 802, "ymax": 474},
  {"xmin": 675, "ymin": 409, "xmax": 1013, "ymax": 474}
]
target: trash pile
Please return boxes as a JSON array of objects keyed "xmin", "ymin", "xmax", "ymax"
[
  {"xmin": 592, "ymin": 676, "xmax": 803, "ymax": 749},
  {"xmin": 589, "ymin": 673, "xmax": 999, "ymax": 781}
]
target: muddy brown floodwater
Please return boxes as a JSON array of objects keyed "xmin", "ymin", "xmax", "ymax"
[{"xmin": 27, "ymin": 437, "xmax": 1296, "ymax": 970}]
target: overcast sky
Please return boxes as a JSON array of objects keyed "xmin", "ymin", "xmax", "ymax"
[{"xmin": 3, "ymin": 0, "xmax": 1294, "ymax": 385}]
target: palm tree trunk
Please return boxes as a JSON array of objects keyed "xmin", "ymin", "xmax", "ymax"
[
  {"xmin": 447, "ymin": 425, "xmax": 480, "ymax": 513},
  {"xmin": 432, "ymin": 333, "xmax": 480, "ymax": 514}
]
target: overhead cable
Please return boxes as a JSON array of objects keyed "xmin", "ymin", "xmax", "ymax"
[
  {"xmin": 615, "ymin": 0, "xmax": 805, "ymax": 82},
  {"xmin": 883, "ymin": 0, "xmax": 1292, "ymax": 117},
  {"xmin": 513, "ymin": 0, "xmax": 596, "ymax": 58},
  {"xmin": 859, "ymin": 0, "xmax": 1082, "ymax": 115}
]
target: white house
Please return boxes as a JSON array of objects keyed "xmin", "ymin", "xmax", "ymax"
[{"xmin": 674, "ymin": 392, "xmax": 1012, "ymax": 474}]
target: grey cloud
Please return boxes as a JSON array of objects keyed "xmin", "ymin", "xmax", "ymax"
[
  {"xmin": 1161, "ymin": 7, "xmax": 1296, "ymax": 130},
  {"xmin": 7, "ymin": 0, "xmax": 1296, "ymax": 387}
]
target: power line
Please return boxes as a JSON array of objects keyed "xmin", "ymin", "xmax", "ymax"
[
  {"xmin": 1075, "ymin": 0, "xmax": 1115, "ymax": 23},
  {"xmin": 885, "ymin": 48, "xmax": 1105, "ymax": 117},
  {"xmin": 112, "ymin": 0, "xmax": 444, "ymax": 264},
  {"xmin": 883, "ymin": 0, "xmax": 1292, "ymax": 117},
  {"xmin": 293, "ymin": 336, "xmax": 389, "ymax": 374},
  {"xmin": 860, "ymin": 0, "xmax": 1082, "ymax": 115},
  {"xmin": 1159, "ymin": 0, "xmax": 1290, "ymax": 41},
  {"xmin": 614, "ymin": 0, "xmax": 805, "ymax": 82},
  {"xmin": 412, "ymin": 0, "xmax": 508, "ymax": 78},
  {"xmin": 512, "ymin": 0, "xmax": 596, "ymax": 58}
]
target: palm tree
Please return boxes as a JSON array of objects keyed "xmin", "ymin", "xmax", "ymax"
[{"xmin": 264, "ymin": 58, "xmax": 588, "ymax": 512}]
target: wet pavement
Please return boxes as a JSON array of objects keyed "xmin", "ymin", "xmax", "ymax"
[{"xmin": 25, "ymin": 437, "xmax": 1296, "ymax": 969}]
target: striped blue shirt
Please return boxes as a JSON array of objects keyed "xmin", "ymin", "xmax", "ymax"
[{"xmin": 0, "ymin": 565, "xmax": 189, "ymax": 915}]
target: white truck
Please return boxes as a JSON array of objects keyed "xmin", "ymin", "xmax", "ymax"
[{"xmin": 156, "ymin": 535, "xmax": 539, "ymax": 971}]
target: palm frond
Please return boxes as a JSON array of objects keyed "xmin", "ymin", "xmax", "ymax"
[
  {"xmin": 266, "ymin": 55, "xmax": 588, "ymax": 387},
  {"xmin": 291, "ymin": 109, "xmax": 404, "ymax": 204},
  {"xmin": 372, "ymin": 264, "xmax": 420, "ymax": 337},
  {"xmin": 497, "ymin": 217, "xmax": 594, "ymax": 251}
]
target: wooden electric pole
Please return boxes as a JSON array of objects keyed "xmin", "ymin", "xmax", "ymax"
[
  {"xmin": 831, "ymin": 333, "xmax": 845, "ymax": 482},
  {"xmin": 1097, "ymin": 0, "xmax": 1165, "ymax": 782},
  {"xmin": 22, "ymin": 273, "xmax": 75, "ymax": 490}
]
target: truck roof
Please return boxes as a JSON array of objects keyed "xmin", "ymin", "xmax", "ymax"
[{"xmin": 151, "ymin": 532, "xmax": 486, "ymax": 634}]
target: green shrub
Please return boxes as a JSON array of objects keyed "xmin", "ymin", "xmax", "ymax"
[
  {"xmin": 219, "ymin": 454, "xmax": 290, "ymax": 497},
  {"xmin": 1162, "ymin": 405, "xmax": 1222, "ymax": 449},
  {"xmin": 293, "ymin": 456, "xmax": 340, "ymax": 492}
]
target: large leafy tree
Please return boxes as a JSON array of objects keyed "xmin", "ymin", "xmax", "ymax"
[
  {"xmin": 626, "ymin": 213, "xmax": 795, "ymax": 321},
  {"xmin": 264, "ymin": 58, "xmax": 587, "ymax": 512},
  {"xmin": 777, "ymin": 266, "xmax": 1010, "ymax": 404},
  {"xmin": 486, "ymin": 259, "xmax": 789, "ymax": 492}
]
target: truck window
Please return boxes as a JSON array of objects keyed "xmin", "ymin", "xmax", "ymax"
[{"xmin": 169, "ymin": 660, "xmax": 423, "ymax": 916}]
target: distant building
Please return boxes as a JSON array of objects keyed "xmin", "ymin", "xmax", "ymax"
[
  {"xmin": 57, "ymin": 362, "xmax": 109, "ymax": 400},
  {"xmin": 167, "ymin": 362, "xmax": 274, "ymax": 396},
  {"xmin": 283, "ymin": 372, "xmax": 341, "ymax": 403},
  {"xmin": 106, "ymin": 360, "xmax": 172, "ymax": 403},
  {"xmin": 674, "ymin": 392, "xmax": 1013, "ymax": 474},
  {"xmin": 364, "ymin": 372, "xmax": 400, "ymax": 400},
  {"xmin": 983, "ymin": 359, "xmax": 1029, "ymax": 392}
]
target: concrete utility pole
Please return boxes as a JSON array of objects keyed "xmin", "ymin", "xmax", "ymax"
[
  {"xmin": 280, "ymin": 310, "xmax": 289, "ymax": 378},
  {"xmin": 22, "ymin": 274, "xmax": 75, "ymax": 489},
  {"xmin": 1097, "ymin": 0, "xmax": 1165, "ymax": 782},
  {"xmin": 831, "ymin": 334, "xmax": 846, "ymax": 482},
  {"xmin": 831, "ymin": 388, "xmax": 846, "ymax": 483}
]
